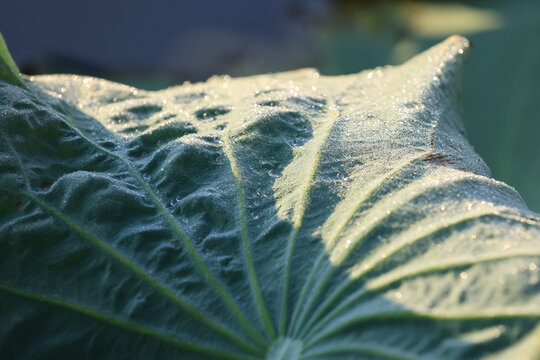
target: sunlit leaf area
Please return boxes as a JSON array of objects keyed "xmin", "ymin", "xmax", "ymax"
[{"xmin": 1, "ymin": 1, "xmax": 539, "ymax": 359}]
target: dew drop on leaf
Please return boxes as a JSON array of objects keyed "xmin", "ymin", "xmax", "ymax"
[{"xmin": 268, "ymin": 169, "xmax": 279, "ymax": 178}]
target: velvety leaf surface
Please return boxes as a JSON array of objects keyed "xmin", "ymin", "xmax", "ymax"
[{"xmin": 1, "ymin": 36, "xmax": 539, "ymax": 359}]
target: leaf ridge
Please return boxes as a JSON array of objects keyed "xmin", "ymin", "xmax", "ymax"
[
  {"xmin": 0, "ymin": 128, "xmax": 262, "ymax": 353},
  {"xmin": 306, "ymin": 307, "xmax": 540, "ymax": 349},
  {"xmin": 303, "ymin": 249, "xmax": 540, "ymax": 343},
  {"xmin": 278, "ymin": 90, "xmax": 340, "ymax": 336},
  {"xmin": 292, "ymin": 170, "xmax": 511, "ymax": 337},
  {"xmin": 302, "ymin": 344, "xmax": 415, "ymax": 360},
  {"xmin": 289, "ymin": 153, "xmax": 427, "ymax": 336},
  {"xmin": 0, "ymin": 284, "xmax": 261, "ymax": 360},
  {"xmin": 296, "ymin": 210, "xmax": 521, "ymax": 337},
  {"xmin": 56, "ymin": 113, "xmax": 267, "ymax": 345},
  {"xmin": 222, "ymin": 132, "xmax": 277, "ymax": 341}
]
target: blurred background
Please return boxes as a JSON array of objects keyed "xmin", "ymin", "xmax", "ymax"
[{"xmin": 1, "ymin": 0, "xmax": 539, "ymax": 211}]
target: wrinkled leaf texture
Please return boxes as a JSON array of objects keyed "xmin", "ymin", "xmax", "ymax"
[{"xmin": 1, "ymin": 35, "xmax": 539, "ymax": 360}]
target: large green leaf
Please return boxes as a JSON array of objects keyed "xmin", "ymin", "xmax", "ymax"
[{"xmin": 1, "ymin": 35, "xmax": 539, "ymax": 359}]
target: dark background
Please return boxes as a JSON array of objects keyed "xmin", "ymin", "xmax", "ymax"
[{"xmin": 2, "ymin": 0, "xmax": 539, "ymax": 211}]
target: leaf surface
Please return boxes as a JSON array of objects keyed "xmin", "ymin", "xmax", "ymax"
[{"xmin": 1, "ymin": 35, "xmax": 539, "ymax": 359}]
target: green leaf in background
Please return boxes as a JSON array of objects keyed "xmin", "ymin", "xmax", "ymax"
[
  {"xmin": 0, "ymin": 33, "xmax": 22, "ymax": 86},
  {"xmin": 1, "ymin": 35, "xmax": 540, "ymax": 359}
]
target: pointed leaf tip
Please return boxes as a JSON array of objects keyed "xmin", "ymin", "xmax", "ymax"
[
  {"xmin": 0, "ymin": 33, "xmax": 23, "ymax": 86},
  {"xmin": 399, "ymin": 35, "xmax": 472, "ymax": 107},
  {"xmin": 405, "ymin": 34, "xmax": 472, "ymax": 72},
  {"xmin": 446, "ymin": 34, "xmax": 472, "ymax": 56}
]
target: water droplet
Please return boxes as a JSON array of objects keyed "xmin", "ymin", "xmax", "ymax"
[
  {"xmin": 366, "ymin": 72, "xmax": 374, "ymax": 79},
  {"xmin": 460, "ymin": 272, "xmax": 468, "ymax": 279},
  {"xmin": 530, "ymin": 263, "xmax": 538, "ymax": 271},
  {"xmin": 176, "ymin": 195, "xmax": 182, "ymax": 202},
  {"xmin": 170, "ymin": 199, "xmax": 177, "ymax": 206},
  {"xmin": 268, "ymin": 169, "xmax": 279, "ymax": 178},
  {"xmin": 250, "ymin": 212, "xmax": 260, "ymax": 220}
]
